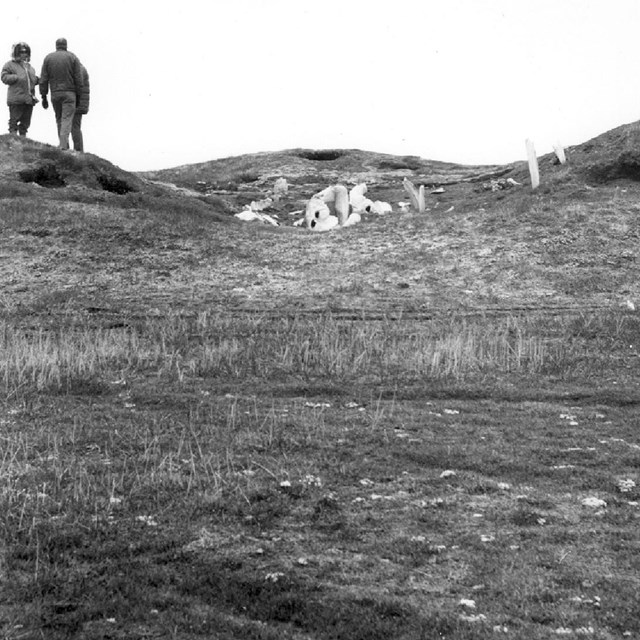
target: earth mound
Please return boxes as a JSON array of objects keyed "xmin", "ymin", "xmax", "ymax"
[
  {"xmin": 0, "ymin": 134, "xmax": 232, "ymax": 220},
  {"xmin": 566, "ymin": 120, "xmax": 640, "ymax": 183},
  {"xmin": 0, "ymin": 134, "xmax": 143, "ymax": 194},
  {"xmin": 140, "ymin": 147, "xmax": 508, "ymax": 195},
  {"xmin": 0, "ymin": 122, "xmax": 638, "ymax": 322}
]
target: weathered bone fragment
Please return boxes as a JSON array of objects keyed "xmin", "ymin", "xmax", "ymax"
[
  {"xmin": 372, "ymin": 200, "xmax": 392, "ymax": 214},
  {"xmin": 273, "ymin": 177, "xmax": 288, "ymax": 199},
  {"xmin": 235, "ymin": 208, "xmax": 279, "ymax": 225},
  {"xmin": 309, "ymin": 215, "xmax": 339, "ymax": 231},
  {"xmin": 310, "ymin": 184, "xmax": 349, "ymax": 226},
  {"xmin": 304, "ymin": 198, "xmax": 331, "ymax": 228},
  {"xmin": 342, "ymin": 212, "xmax": 361, "ymax": 227}
]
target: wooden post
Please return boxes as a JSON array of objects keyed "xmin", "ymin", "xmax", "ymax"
[
  {"xmin": 403, "ymin": 178, "xmax": 426, "ymax": 212},
  {"xmin": 553, "ymin": 142, "xmax": 566, "ymax": 165},
  {"xmin": 418, "ymin": 185, "xmax": 425, "ymax": 213},
  {"xmin": 525, "ymin": 139, "xmax": 540, "ymax": 190}
]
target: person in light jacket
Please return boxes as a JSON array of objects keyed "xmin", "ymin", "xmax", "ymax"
[
  {"xmin": 1, "ymin": 42, "xmax": 39, "ymax": 136},
  {"xmin": 39, "ymin": 37, "xmax": 83, "ymax": 150},
  {"xmin": 71, "ymin": 64, "xmax": 89, "ymax": 152}
]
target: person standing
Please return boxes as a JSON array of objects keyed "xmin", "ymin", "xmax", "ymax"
[
  {"xmin": 71, "ymin": 64, "xmax": 89, "ymax": 152},
  {"xmin": 39, "ymin": 37, "xmax": 83, "ymax": 150},
  {"xmin": 1, "ymin": 42, "xmax": 39, "ymax": 136}
]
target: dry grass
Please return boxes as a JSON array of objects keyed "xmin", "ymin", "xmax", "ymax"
[
  {"xmin": 1, "ymin": 307, "xmax": 639, "ymax": 638},
  {"xmin": 0, "ymin": 312, "xmax": 576, "ymax": 397}
]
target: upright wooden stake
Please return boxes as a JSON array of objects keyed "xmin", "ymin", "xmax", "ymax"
[
  {"xmin": 417, "ymin": 185, "xmax": 425, "ymax": 213},
  {"xmin": 553, "ymin": 142, "xmax": 566, "ymax": 164},
  {"xmin": 403, "ymin": 178, "xmax": 426, "ymax": 213},
  {"xmin": 525, "ymin": 139, "xmax": 540, "ymax": 190}
]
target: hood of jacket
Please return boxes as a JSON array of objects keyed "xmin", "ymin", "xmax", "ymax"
[{"xmin": 11, "ymin": 42, "xmax": 31, "ymax": 62}]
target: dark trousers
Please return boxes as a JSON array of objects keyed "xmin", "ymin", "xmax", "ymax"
[
  {"xmin": 8, "ymin": 103, "xmax": 34, "ymax": 135},
  {"xmin": 52, "ymin": 92, "xmax": 76, "ymax": 149},
  {"xmin": 71, "ymin": 113, "xmax": 83, "ymax": 152}
]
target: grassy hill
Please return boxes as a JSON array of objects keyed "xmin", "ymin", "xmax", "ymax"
[
  {"xmin": 2, "ymin": 125, "xmax": 639, "ymax": 320},
  {"xmin": 1, "ymin": 127, "xmax": 639, "ymax": 639}
]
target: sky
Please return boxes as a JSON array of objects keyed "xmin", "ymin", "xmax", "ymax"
[{"xmin": 2, "ymin": 0, "xmax": 639, "ymax": 172}]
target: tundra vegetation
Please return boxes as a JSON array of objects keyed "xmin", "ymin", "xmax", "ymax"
[{"xmin": 1, "ymin": 130, "xmax": 639, "ymax": 639}]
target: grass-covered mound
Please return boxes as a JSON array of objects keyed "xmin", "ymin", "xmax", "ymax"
[{"xmin": 1, "ymin": 123, "xmax": 640, "ymax": 639}]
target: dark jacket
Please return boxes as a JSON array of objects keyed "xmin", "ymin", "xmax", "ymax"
[
  {"xmin": 39, "ymin": 48, "xmax": 83, "ymax": 97},
  {"xmin": 75, "ymin": 65, "xmax": 90, "ymax": 114},
  {"xmin": 1, "ymin": 58, "xmax": 39, "ymax": 105}
]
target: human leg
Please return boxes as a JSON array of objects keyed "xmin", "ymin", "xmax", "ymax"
[
  {"xmin": 17, "ymin": 105, "xmax": 33, "ymax": 136},
  {"xmin": 58, "ymin": 94, "xmax": 76, "ymax": 149},
  {"xmin": 8, "ymin": 105, "xmax": 21, "ymax": 134},
  {"xmin": 71, "ymin": 113, "xmax": 83, "ymax": 151},
  {"xmin": 52, "ymin": 92, "xmax": 76, "ymax": 149},
  {"xmin": 52, "ymin": 95, "xmax": 63, "ymax": 137}
]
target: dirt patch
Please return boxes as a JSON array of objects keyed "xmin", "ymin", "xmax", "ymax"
[
  {"xmin": 19, "ymin": 162, "xmax": 66, "ymax": 188},
  {"xmin": 295, "ymin": 149, "xmax": 345, "ymax": 162},
  {"xmin": 96, "ymin": 173, "xmax": 135, "ymax": 194}
]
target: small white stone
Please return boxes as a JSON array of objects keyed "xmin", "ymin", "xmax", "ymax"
[
  {"xmin": 617, "ymin": 479, "xmax": 636, "ymax": 493},
  {"xmin": 581, "ymin": 497, "xmax": 606, "ymax": 508},
  {"xmin": 458, "ymin": 598, "xmax": 476, "ymax": 609}
]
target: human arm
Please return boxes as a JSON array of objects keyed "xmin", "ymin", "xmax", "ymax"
[
  {"xmin": 39, "ymin": 77, "xmax": 49, "ymax": 107},
  {"xmin": 77, "ymin": 67, "xmax": 90, "ymax": 114},
  {"xmin": 38, "ymin": 60, "xmax": 49, "ymax": 98},
  {"xmin": 29, "ymin": 65, "xmax": 39, "ymax": 87},
  {"xmin": 1, "ymin": 63, "xmax": 18, "ymax": 85},
  {"xmin": 73, "ymin": 56, "xmax": 83, "ymax": 94},
  {"xmin": 38, "ymin": 59, "xmax": 49, "ymax": 108}
]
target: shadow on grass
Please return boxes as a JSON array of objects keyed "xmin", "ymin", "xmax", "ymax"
[{"xmin": 5, "ymin": 519, "xmax": 492, "ymax": 639}]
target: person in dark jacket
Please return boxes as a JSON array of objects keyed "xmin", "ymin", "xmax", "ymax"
[
  {"xmin": 71, "ymin": 64, "xmax": 89, "ymax": 152},
  {"xmin": 1, "ymin": 42, "xmax": 39, "ymax": 136},
  {"xmin": 39, "ymin": 37, "xmax": 83, "ymax": 150}
]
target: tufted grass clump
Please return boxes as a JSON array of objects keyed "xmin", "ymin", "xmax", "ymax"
[{"xmin": 0, "ymin": 312, "xmax": 578, "ymax": 398}]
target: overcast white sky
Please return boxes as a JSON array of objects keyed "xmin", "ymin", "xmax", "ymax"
[{"xmin": 2, "ymin": 0, "xmax": 639, "ymax": 172}]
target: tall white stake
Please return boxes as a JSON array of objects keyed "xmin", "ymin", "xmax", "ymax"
[
  {"xmin": 525, "ymin": 139, "xmax": 540, "ymax": 190},
  {"xmin": 553, "ymin": 142, "xmax": 566, "ymax": 164}
]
